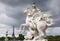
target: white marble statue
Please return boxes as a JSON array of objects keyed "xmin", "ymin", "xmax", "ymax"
[
  {"xmin": 20, "ymin": 3, "xmax": 54, "ymax": 41},
  {"xmin": 5, "ymin": 31, "xmax": 8, "ymax": 41}
]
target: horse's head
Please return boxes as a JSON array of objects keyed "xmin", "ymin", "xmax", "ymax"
[{"xmin": 24, "ymin": 8, "xmax": 34, "ymax": 17}]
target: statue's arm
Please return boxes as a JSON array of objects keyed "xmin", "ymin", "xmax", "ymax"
[
  {"xmin": 46, "ymin": 18, "xmax": 54, "ymax": 26},
  {"xmin": 24, "ymin": 8, "xmax": 28, "ymax": 14},
  {"xmin": 20, "ymin": 23, "xmax": 29, "ymax": 32}
]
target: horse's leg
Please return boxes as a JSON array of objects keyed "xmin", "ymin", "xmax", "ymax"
[
  {"xmin": 33, "ymin": 26, "xmax": 46, "ymax": 40},
  {"xmin": 20, "ymin": 24, "xmax": 26, "ymax": 32},
  {"xmin": 24, "ymin": 31, "xmax": 33, "ymax": 40}
]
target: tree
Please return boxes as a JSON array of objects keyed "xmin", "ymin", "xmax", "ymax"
[{"xmin": 17, "ymin": 34, "xmax": 24, "ymax": 40}]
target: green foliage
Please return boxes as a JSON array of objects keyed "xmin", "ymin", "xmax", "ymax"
[
  {"xmin": 17, "ymin": 34, "xmax": 24, "ymax": 40},
  {"xmin": 0, "ymin": 34, "xmax": 24, "ymax": 40},
  {"xmin": 7, "ymin": 37, "xmax": 13, "ymax": 40},
  {"xmin": 47, "ymin": 36, "xmax": 60, "ymax": 41},
  {"xmin": 0, "ymin": 35, "xmax": 60, "ymax": 41},
  {"xmin": 0, "ymin": 36, "xmax": 5, "ymax": 40}
]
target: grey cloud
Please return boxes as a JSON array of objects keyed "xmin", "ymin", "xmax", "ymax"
[
  {"xmin": 0, "ymin": 0, "xmax": 60, "ymax": 27},
  {"xmin": 0, "ymin": 2, "xmax": 26, "ymax": 28},
  {"xmin": 47, "ymin": 27, "xmax": 60, "ymax": 35},
  {"xmin": 0, "ymin": 14, "xmax": 19, "ymax": 26},
  {"xmin": 0, "ymin": 0, "xmax": 33, "ymax": 6},
  {"xmin": 0, "ymin": 0, "xmax": 60, "ymax": 36},
  {"xmin": 47, "ymin": 0, "xmax": 60, "ymax": 27},
  {"xmin": 6, "ymin": 6, "xmax": 25, "ymax": 19}
]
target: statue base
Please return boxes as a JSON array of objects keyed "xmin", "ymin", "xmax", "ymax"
[{"xmin": 24, "ymin": 39, "xmax": 48, "ymax": 41}]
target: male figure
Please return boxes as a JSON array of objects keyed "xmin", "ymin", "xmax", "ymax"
[
  {"xmin": 24, "ymin": 3, "xmax": 43, "ymax": 40},
  {"xmin": 24, "ymin": 3, "xmax": 43, "ymax": 26}
]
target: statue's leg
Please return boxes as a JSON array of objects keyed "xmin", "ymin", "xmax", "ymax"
[
  {"xmin": 24, "ymin": 30, "xmax": 33, "ymax": 40},
  {"xmin": 33, "ymin": 27, "xmax": 47, "ymax": 41}
]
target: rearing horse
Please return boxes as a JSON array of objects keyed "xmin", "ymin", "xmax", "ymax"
[{"xmin": 20, "ymin": 7, "xmax": 54, "ymax": 40}]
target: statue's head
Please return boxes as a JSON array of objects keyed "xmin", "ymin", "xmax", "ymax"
[
  {"xmin": 32, "ymin": 2, "xmax": 36, "ymax": 9},
  {"xmin": 24, "ymin": 2, "xmax": 37, "ymax": 16}
]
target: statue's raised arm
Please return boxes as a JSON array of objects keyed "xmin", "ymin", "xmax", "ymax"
[{"xmin": 43, "ymin": 14, "xmax": 54, "ymax": 26}]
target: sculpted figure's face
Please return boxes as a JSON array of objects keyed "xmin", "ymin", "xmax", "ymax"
[{"xmin": 32, "ymin": 3, "xmax": 36, "ymax": 9}]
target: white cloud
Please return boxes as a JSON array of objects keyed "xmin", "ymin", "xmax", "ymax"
[
  {"xmin": 0, "ymin": 23, "xmax": 11, "ymax": 37},
  {"xmin": 46, "ymin": 27, "xmax": 60, "ymax": 36},
  {"xmin": 0, "ymin": 23, "xmax": 20, "ymax": 37},
  {"xmin": 0, "ymin": 23, "xmax": 60, "ymax": 37}
]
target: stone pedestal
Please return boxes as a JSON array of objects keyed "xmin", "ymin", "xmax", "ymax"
[{"xmin": 24, "ymin": 39, "xmax": 48, "ymax": 41}]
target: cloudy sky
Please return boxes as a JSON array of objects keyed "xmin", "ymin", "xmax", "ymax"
[{"xmin": 0, "ymin": 0, "xmax": 60, "ymax": 37}]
